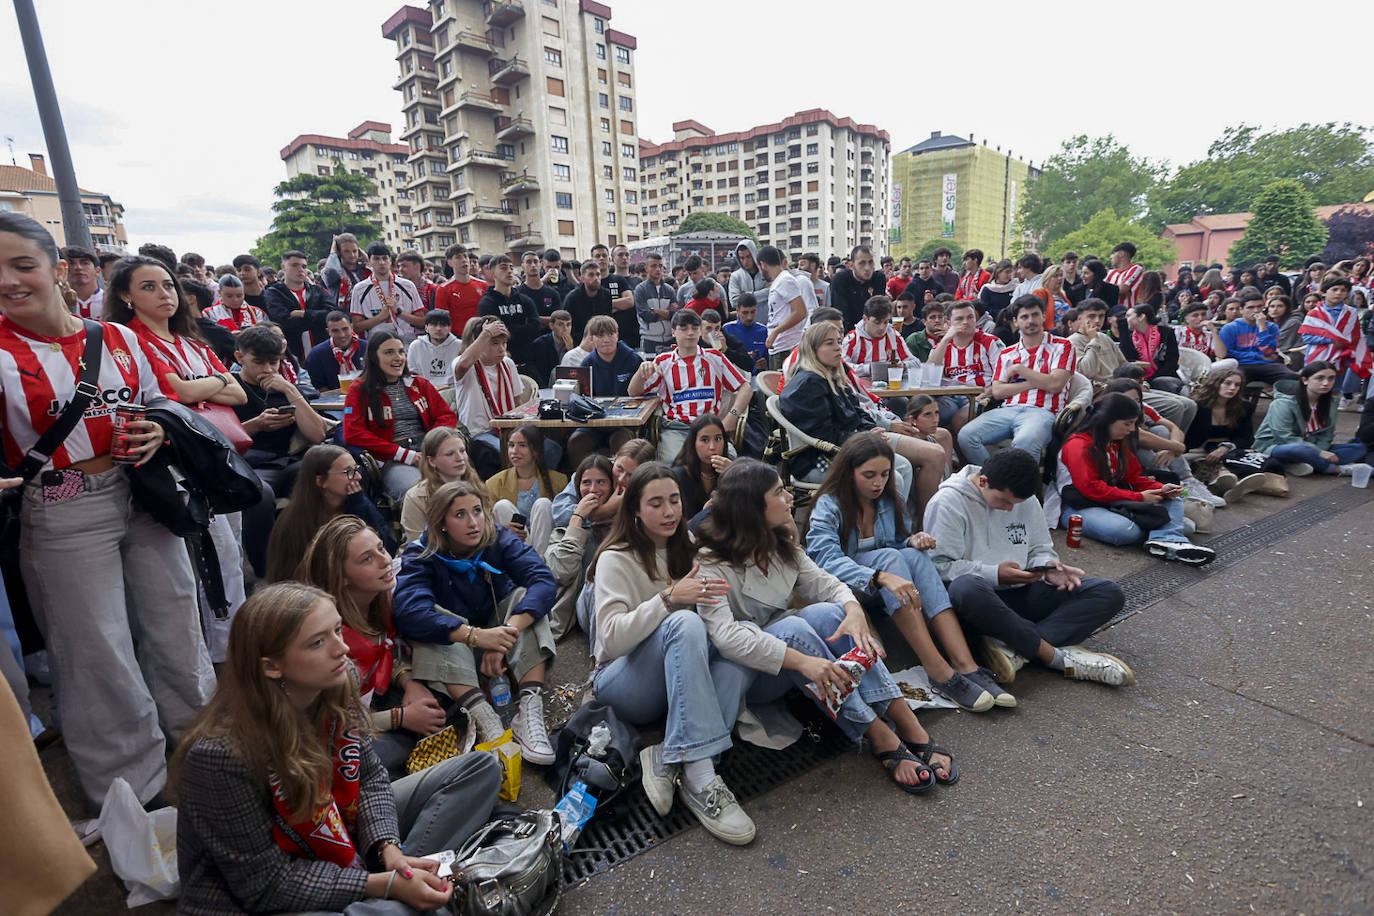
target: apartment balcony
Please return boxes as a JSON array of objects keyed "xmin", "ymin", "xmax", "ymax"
[
  {"xmin": 488, "ymin": 55, "xmax": 530, "ymax": 86},
  {"xmin": 456, "ymin": 90, "xmax": 503, "ymax": 112},
  {"xmin": 860, "ymin": 218, "xmax": 874, "ymax": 231},
  {"xmin": 442, "ymin": 125, "xmax": 470, "ymax": 147},
  {"xmin": 500, "ymin": 171, "xmax": 540, "ymax": 194},
  {"xmin": 484, "ymin": 1, "xmax": 524, "ymax": 27},
  {"xmin": 860, "ymin": 169, "xmax": 874, "ymax": 184},
  {"xmin": 85, "ymin": 214, "xmax": 116, "ymax": 227},
  {"xmin": 860, "ymin": 203, "xmax": 873, "ymax": 216},
  {"xmin": 451, "ymin": 28, "xmax": 496, "ymax": 54},
  {"xmin": 860, "ymin": 148, "xmax": 874, "ymax": 163},
  {"xmin": 457, "ymin": 205, "xmax": 516, "ymax": 226},
  {"xmin": 504, "ymin": 224, "xmax": 544, "ymax": 248},
  {"xmin": 448, "ymin": 183, "xmax": 475, "ymax": 200},
  {"xmin": 495, "ymin": 115, "xmax": 534, "ymax": 141},
  {"xmin": 453, "ymin": 147, "xmax": 513, "ymax": 170}
]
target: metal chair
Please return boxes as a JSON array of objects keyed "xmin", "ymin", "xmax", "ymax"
[{"xmin": 764, "ymin": 394, "xmax": 835, "ymax": 503}]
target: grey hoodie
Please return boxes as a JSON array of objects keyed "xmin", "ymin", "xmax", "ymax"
[
  {"xmin": 728, "ymin": 240, "xmax": 767, "ymax": 309},
  {"xmin": 922, "ymin": 465, "xmax": 1059, "ymax": 587}
]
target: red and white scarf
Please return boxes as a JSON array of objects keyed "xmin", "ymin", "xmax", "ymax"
[
  {"xmin": 332, "ymin": 337, "xmax": 361, "ymax": 373},
  {"xmin": 1131, "ymin": 325, "xmax": 1162, "ymax": 378},
  {"xmin": 270, "ymin": 719, "xmax": 362, "ymax": 868},
  {"xmin": 475, "ymin": 360, "xmax": 518, "ymax": 416}
]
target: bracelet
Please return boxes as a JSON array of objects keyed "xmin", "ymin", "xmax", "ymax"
[
  {"xmin": 214, "ymin": 374, "xmax": 229, "ymax": 389},
  {"xmin": 383, "ymin": 869, "xmax": 398, "ymax": 900},
  {"xmin": 398, "ymin": 706, "xmax": 405, "ymax": 727},
  {"xmin": 660, "ymin": 588, "xmax": 674, "ymax": 608},
  {"xmin": 465, "ymin": 625, "xmax": 479, "ymax": 647},
  {"xmin": 390, "ymin": 707, "xmax": 401, "ymax": 729}
]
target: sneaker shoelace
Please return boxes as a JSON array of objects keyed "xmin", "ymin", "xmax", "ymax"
[{"xmin": 519, "ymin": 702, "xmax": 552, "ymax": 748}]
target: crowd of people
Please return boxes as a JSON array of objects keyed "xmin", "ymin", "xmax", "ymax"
[{"xmin": 2, "ymin": 209, "xmax": 1372, "ymax": 913}]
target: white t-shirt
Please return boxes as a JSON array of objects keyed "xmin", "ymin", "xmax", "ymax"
[
  {"xmin": 350, "ymin": 274, "xmax": 424, "ymax": 344},
  {"xmin": 454, "ymin": 357, "xmax": 521, "ymax": 437},
  {"xmin": 767, "ymin": 272, "xmax": 812, "ymax": 353},
  {"xmin": 407, "ymin": 334, "xmax": 462, "ymax": 390}
]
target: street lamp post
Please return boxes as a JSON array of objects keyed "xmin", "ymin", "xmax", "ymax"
[{"xmin": 12, "ymin": 0, "xmax": 93, "ymax": 250}]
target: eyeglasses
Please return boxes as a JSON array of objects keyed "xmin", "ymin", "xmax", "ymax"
[{"xmin": 333, "ymin": 466, "xmax": 361, "ymax": 479}]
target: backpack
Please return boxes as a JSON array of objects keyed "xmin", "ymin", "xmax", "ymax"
[{"xmin": 543, "ymin": 700, "xmax": 640, "ymax": 819}]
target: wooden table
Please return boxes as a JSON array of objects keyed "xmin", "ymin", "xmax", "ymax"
[
  {"xmin": 310, "ymin": 394, "xmax": 348, "ymax": 414},
  {"xmin": 870, "ymin": 384, "xmax": 984, "ymax": 399},
  {"xmin": 489, "ymin": 396, "xmax": 661, "ymax": 443}
]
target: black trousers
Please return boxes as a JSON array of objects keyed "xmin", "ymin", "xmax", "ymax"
[{"xmin": 946, "ymin": 574, "xmax": 1126, "ymax": 660}]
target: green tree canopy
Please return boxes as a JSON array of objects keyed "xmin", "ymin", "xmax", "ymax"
[
  {"xmin": 1146, "ymin": 123, "xmax": 1374, "ymax": 230},
  {"xmin": 671, "ymin": 211, "xmax": 754, "ymax": 238},
  {"xmin": 253, "ymin": 162, "xmax": 383, "ymax": 264},
  {"xmin": 1016, "ymin": 135, "xmax": 1165, "ymax": 251},
  {"xmin": 1228, "ymin": 180, "xmax": 1328, "ymax": 271},
  {"xmin": 1044, "ymin": 209, "xmax": 1177, "ymax": 270}
]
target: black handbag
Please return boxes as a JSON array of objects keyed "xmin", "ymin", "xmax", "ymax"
[
  {"xmin": 565, "ymin": 394, "xmax": 606, "ymax": 424},
  {"xmin": 537, "ymin": 398, "xmax": 564, "ymax": 420},
  {"xmin": 1059, "ymin": 484, "xmax": 1171, "ymax": 531}
]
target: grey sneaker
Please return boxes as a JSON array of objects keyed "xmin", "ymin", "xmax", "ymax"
[
  {"xmin": 1182, "ymin": 477, "xmax": 1226, "ymax": 507},
  {"xmin": 1210, "ymin": 471, "xmax": 1238, "ymax": 494},
  {"xmin": 1225, "ymin": 473, "xmax": 1268, "ymax": 501},
  {"xmin": 931, "ymin": 671, "xmax": 994, "ymax": 712},
  {"xmin": 1284, "ymin": 462, "xmax": 1315, "ymax": 477},
  {"xmin": 1060, "ymin": 645, "xmax": 1135, "ymax": 687},
  {"xmin": 466, "ymin": 698, "xmax": 505, "ymax": 746},
  {"xmin": 678, "ymin": 776, "xmax": 755, "ymax": 845},
  {"xmin": 638, "ymin": 743, "xmax": 679, "ymax": 817},
  {"xmin": 963, "ymin": 666, "xmax": 1017, "ymax": 708},
  {"xmin": 979, "ymin": 636, "xmax": 1027, "ymax": 685},
  {"xmin": 511, "ymin": 691, "xmax": 555, "ymax": 765}
]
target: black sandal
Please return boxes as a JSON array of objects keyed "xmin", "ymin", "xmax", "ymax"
[
  {"xmin": 905, "ymin": 741, "xmax": 959, "ymax": 786},
  {"xmin": 874, "ymin": 747, "xmax": 935, "ymax": 795}
]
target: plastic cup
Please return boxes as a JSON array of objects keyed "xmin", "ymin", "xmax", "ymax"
[
  {"xmin": 887, "ymin": 367, "xmax": 905, "ymax": 390},
  {"xmin": 338, "ymin": 374, "xmax": 357, "ymax": 394},
  {"xmin": 1351, "ymin": 463, "xmax": 1372, "ymax": 488}
]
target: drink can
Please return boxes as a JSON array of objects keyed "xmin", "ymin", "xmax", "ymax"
[
  {"xmin": 1066, "ymin": 514, "xmax": 1083, "ymax": 548},
  {"xmin": 110, "ymin": 403, "xmax": 146, "ymax": 464}
]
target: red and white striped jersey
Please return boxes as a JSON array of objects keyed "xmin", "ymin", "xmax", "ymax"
[
  {"xmin": 0, "ymin": 317, "xmax": 164, "ymax": 471},
  {"xmin": 842, "ymin": 326, "xmax": 917, "ymax": 370},
  {"xmin": 647, "ymin": 347, "xmax": 747, "ymax": 425},
  {"xmin": 1300, "ymin": 305, "xmax": 1371, "ymax": 377},
  {"xmin": 202, "ymin": 301, "xmax": 268, "ymax": 333},
  {"xmin": 128, "ymin": 318, "xmax": 230, "ymax": 401},
  {"xmin": 1177, "ymin": 325, "xmax": 1212, "ymax": 355},
  {"xmin": 938, "ymin": 332, "xmax": 1004, "ymax": 387},
  {"xmin": 994, "ymin": 334, "xmax": 1078, "ymax": 413},
  {"xmin": 1106, "ymin": 264, "xmax": 1144, "ymax": 310},
  {"xmin": 956, "ymin": 269, "xmax": 990, "ymax": 301},
  {"xmin": 72, "ymin": 288, "xmax": 104, "ymax": 321}
]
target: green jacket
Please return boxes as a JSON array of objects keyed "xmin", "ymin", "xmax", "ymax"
[
  {"xmin": 1252, "ymin": 391, "xmax": 1338, "ymax": 454},
  {"xmin": 906, "ymin": 330, "xmax": 933, "ymax": 362}
]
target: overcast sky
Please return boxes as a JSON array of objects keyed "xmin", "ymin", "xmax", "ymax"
[{"xmin": 0, "ymin": 0, "xmax": 1363, "ymax": 261}]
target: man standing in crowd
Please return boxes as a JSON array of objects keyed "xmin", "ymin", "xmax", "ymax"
[
  {"xmin": 541, "ymin": 248, "xmax": 577, "ymax": 301},
  {"xmin": 958, "ymin": 296, "xmax": 1076, "ymax": 463},
  {"xmin": 1258, "ymin": 256, "xmax": 1292, "ymax": 297},
  {"xmin": 724, "ymin": 293, "xmax": 769, "ymax": 373},
  {"xmin": 1009, "ymin": 253, "xmax": 1043, "ymax": 301},
  {"xmin": 931, "ymin": 246, "xmax": 960, "ymax": 296},
  {"xmin": 322, "ymin": 233, "xmax": 369, "ymax": 312},
  {"xmin": 350, "ymin": 242, "xmax": 425, "ymax": 344},
  {"xmin": 675, "ymin": 255, "xmax": 726, "ymax": 308},
  {"xmin": 59, "ymin": 245, "xmax": 103, "ymax": 319},
  {"xmin": 479, "ymin": 255, "xmax": 542, "ymax": 371},
  {"xmin": 397, "ymin": 249, "xmax": 439, "ymax": 311},
  {"xmin": 435, "ymin": 244, "xmax": 488, "ymax": 331},
  {"xmin": 1106, "ymin": 242, "xmax": 1144, "ymax": 311},
  {"xmin": 233, "ymin": 254, "xmax": 270, "ymax": 311},
  {"xmin": 956, "ymin": 249, "xmax": 989, "ymax": 301},
  {"xmin": 886, "ymin": 257, "xmax": 913, "ymax": 298},
  {"xmin": 1061, "ymin": 251, "xmax": 1087, "ymax": 304},
  {"xmin": 592, "ymin": 243, "xmax": 640, "ymax": 350},
  {"xmin": 799, "ymin": 252, "xmax": 829, "ymax": 311},
  {"xmin": 1219, "ymin": 291, "xmax": 1299, "ymax": 385},
  {"xmin": 563, "ymin": 259, "xmax": 613, "ymax": 342},
  {"xmin": 760, "ymin": 246, "xmax": 812, "ymax": 370},
  {"xmin": 902, "ymin": 259, "xmax": 943, "ymax": 307},
  {"xmin": 305, "ymin": 311, "xmax": 367, "ymax": 392},
  {"xmin": 265, "ymin": 249, "xmax": 335, "ymax": 358},
  {"xmin": 635, "ymin": 252, "xmax": 678, "ymax": 354},
  {"xmin": 830, "ymin": 245, "xmax": 888, "ymax": 331},
  {"xmin": 729, "ymin": 240, "xmax": 768, "ymax": 312},
  {"xmin": 517, "ymin": 249, "xmax": 562, "ymax": 323}
]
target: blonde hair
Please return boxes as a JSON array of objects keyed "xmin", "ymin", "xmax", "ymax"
[
  {"xmin": 418, "ymin": 426, "xmax": 483, "ymax": 492},
  {"xmin": 793, "ymin": 322, "xmax": 847, "ymax": 395},
  {"xmin": 297, "ymin": 516, "xmax": 390, "ymax": 638},
  {"xmin": 422, "ymin": 481, "xmax": 494, "ymax": 559}
]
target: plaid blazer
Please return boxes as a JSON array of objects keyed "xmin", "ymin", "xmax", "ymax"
[{"xmin": 175, "ymin": 733, "xmax": 399, "ymax": 915}]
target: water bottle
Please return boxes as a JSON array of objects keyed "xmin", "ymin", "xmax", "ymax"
[
  {"xmin": 553, "ymin": 781, "xmax": 597, "ymax": 849},
  {"xmin": 488, "ymin": 674, "xmax": 512, "ymax": 709}
]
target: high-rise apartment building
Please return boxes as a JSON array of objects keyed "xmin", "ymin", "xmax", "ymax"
[
  {"xmin": 888, "ymin": 132, "xmax": 1039, "ymax": 263},
  {"xmin": 279, "ymin": 121, "xmax": 413, "ymax": 252},
  {"xmin": 383, "ymin": 0, "xmax": 641, "ymax": 260},
  {"xmin": 638, "ymin": 109, "xmax": 891, "ymax": 258}
]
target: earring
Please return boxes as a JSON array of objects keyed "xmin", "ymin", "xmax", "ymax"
[{"xmin": 275, "ymin": 678, "xmax": 289, "ymax": 697}]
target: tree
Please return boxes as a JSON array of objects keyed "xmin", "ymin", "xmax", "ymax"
[
  {"xmin": 671, "ymin": 211, "xmax": 754, "ymax": 238},
  {"xmin": 1146, "ymin": 123, "xmax": 1374, "ymax": 230},
  {"xmin": 1043, "ymin": 209, "xmax": 1177, "ymax": 270},
  {"xmin": 1320, "ymin": 205, "xmax": 1374, "ymax": 263},
  {"xmin": 1228, "ymin": 180, "xmax": 1328, "ymax": 270},
  {"xmin": 1016, "ymin": 135, "xmax": 1165, "ymax": 251},
  {"xmin": 253, "ymin": 162, "xmax": 383, "ymax": 264}
]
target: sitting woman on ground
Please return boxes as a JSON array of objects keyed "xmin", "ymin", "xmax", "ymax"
[
  {"xmin": 1253, "ymin": 360, "xmax": 1370, "ymax": 476},
  {"xmin": 546, "ymin": 454, "xmax": 617, "ymax": 641},
  {"xmin": 1183, "ymin": 368, "xmax": 1285, "ymax": 498},
  {"xmin": 392, "ymin": 482, "xmax": 558, "ymax": 764},
  {"xmin": 549, "ymin": 435, "xmax": 650, "ymax": 529},
  {"xmin": 298, "ymin": 516, "xmax": 449, "ymax": 779},
  {"xmin": 485, "ymin": 424, "xmax": 566, "ymax": 556},
  {"xmin": 1102, "ymin": 378, "xmax": 1233, "ymax": 505},
  {"xmin": 1114, "ymin": 302, "xmax": 1183, "ymax": 393},
  {"xmin": 266, "ymin": 444, "xmax": 395, "ymax": 582},
  {"xmin": 400, "ymin": 426, "xmax": 484, "ymax": 542},
  {"xmin": 780, "ymin": 322, "xmax": 947, "ymax": 515},
  {"xmin": 1057, "ymin": 393, "xmax": 1216, "ymax": 566},
  {"xmin": 805, "ymin": 434, "xmax": 1009, "ymax": 711},
  {"xmin": 695, "ymin": 459, "xmax": 961, "ymax": 794},
  {"xmin": 588, "ymin": 463, "xmax": 756, "ymax": 845},
  {"xmin": 904, "ymin": 394, "xmax": 954, "ymax": 478},
  {"xmin": 343, "ymin": 328, "xmax": 458, "ymax": 505},
  {"xmin": 672, "ymin": 412, "xmax": 732, "ymax": 520},
  {"xmin": 174, "ymin": 582, "xmax": 501, "ymax": 915}
]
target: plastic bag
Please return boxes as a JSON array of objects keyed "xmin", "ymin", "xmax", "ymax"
[
  {"xmin": 474, "ymin": 728, "xmax": 522, "ymax": 802},
  {"xmin": 97, "ymin": 777, "xmax": 178, "ymax": 907}
]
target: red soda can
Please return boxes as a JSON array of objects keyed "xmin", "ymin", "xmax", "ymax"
[
  {"xmin": 1065, "ymin": 514, "xmax": 1083, "ymax": 548},
  {"xmin": 110, "ymin": 403, "xmax": 146, "ymax": 464}
]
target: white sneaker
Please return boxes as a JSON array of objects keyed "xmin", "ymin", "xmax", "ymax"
[
  {"xmin": 1225, "ymin": 473, "xmax": 1268, "ymax": 501},
  {"xmin": 1338, "ymin": 395, "xmax": 1361, "ymax": 412},
  {"xmin": 1182, "ymin": 498, "xmax": 1213, "ymax": 533},
  {"xmin": 72, "ymin": 817, "xmax": 101, "ymax": 847},
  {"xmin": 466, "ymin": 698, "xmax": 506, "ymax": 746},
  {"xmin": 1284, "ymin": 462, "xmax": 1315, "ymax": 477},
  {"xmin": 1060, "ymin": 645, "xmax": 1135, "ymax": 687},
  {"xmin": 511, "ymin": 690, "xmax": 555, "ymax": 765},
  {"xmin": 1210, "ymin": 471, "xmax": 1238, "ymax": 494},
  {"xmin": 1145, "ymin": 539, "xmax": 1216, "ymax": 566},
  {"xmin": 979, "ymin": 636, "xmax": 1028, "ymax": 685},
  {"xmin": 639, "ymin": 743, "xmax": 679, "ymax": 817},
  {"xmin": 678, "ymin": 776, "xmax": 755, "ymax": 845},
  {"xmin": 1182, "ymin": 478, "xmax": 1226, "ymax": 507}
]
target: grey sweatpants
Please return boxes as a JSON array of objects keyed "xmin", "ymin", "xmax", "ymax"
[{"xmin": 946, "ymin": 574, "xmax": 1126, "ymax": 660}]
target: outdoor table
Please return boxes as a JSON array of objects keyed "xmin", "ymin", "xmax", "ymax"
[{"xmin": 489, "ymin": 396, "xmax": 661, "ymax": 445}]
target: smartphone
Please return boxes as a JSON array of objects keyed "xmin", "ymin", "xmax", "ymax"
[
  {"xmin": 275, "ymin": 404, "xmax": 297, "ymax": 414},
  {"xmin": 510, "ymin": 512, "xmax": 528, "ymax": 528},
  {"xmin": 1025, "ymin": 564, "xmax": 1054, "ymax": 573}
]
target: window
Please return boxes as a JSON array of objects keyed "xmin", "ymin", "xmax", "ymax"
[
  {"xmin": 600, "ymin": 118, "xmax": 611, "ymax": 133},
  {"xmin": 607, "ymin": 212, "xmax": 616, "ymax": 226},
  {"xmin": 603, "ymin": 165, "xmax": 614, "ymax": 179},
  {"xmin": 593, "ymin": 16, "xmax": 604, "ymax": 33},
  {"xmin": 621, "ymin": 143, "xmax": 635, "ymax": 159},
  {"xmin": 551, "ymin": 135, "xmax": 569, "ymax": 153},
  {"xmin": 317, "ymin": 166, "xmax": 330, "ymax": 176},
  {"xmin": 598, "ymin": 93, "xmax": 609, "ymax": 109},
  {"xmin": 598, "ymin": 68, "xmax": 607, "ymax": 83},
  {"xmin": 807, "ymin": 180, "xmax": 819, "ymax": 192},
  {"xmin": 544, "ymin": 47, "xmax": 562, "ymax": 66},
  {"xmin": 553, "ymin": 163, "xmax": 571, "ymax": 181},
  {"xmin": 806, "ymin": 124, "xmax": 819, "ymax": 136},
  {"xmin": 618, "ymin": 96, "xmax": 633, "ymax": 112},
  {"xmin": 546, "ymin": 76, "xmax": 565, "ymax": 96},
  {"xmin": 348, "ymin": 151, "xmax": 359, "ymax": 159},
  {"xmin": 541, "ymin": 15, "xmax": 559, "ymax": 36},
  {"xmin": 744, "ymin": 192, "xmax": 756, "ymax": 203},
  {"xmin": 595, "ymin": 43, "xmax": 606, "ymax": 60},
  {"xmin": 625, "ymin": 190, "xmax": 637, "ymax": 204},
  {"xmin": 497, "ymin": 143, "xmax": 515, "ymax": 159},
  {"xmin": 617, "ymin": 72, "xmax": 631, "ymax": 87},
  {"xmin": 620, "ymin": 119, "xmax": 634, "ymax": 135},
  {"xmin": 601, "ymin": 141, "xmax": 612, "ymax": 156},
  {"xmin": 807, "ymin": 217, "xmax": 819, "ymax": 229},
  {"xmin": 806, "ymin": 143, "xmax": 818, "ymax": 155},
  {"xmin": 556, "ymin": 192, "xmax": 573, "ymax": 209},
  {"xmin": 605, "ymin": 189, "xmax": 615, "ymax": 202},
  {"xmin": 622, "ymin": 166, "xmax": 636, "ymax": 181},
  {"xmin": 615, "ymin": 45, "xmax": 630, "ymax": 64},
  {"xmin": 558, "ymin": 220, "xmax": 575, "ymax": 235}
]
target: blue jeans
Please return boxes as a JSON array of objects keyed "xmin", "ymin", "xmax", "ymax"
[
  {"xmin": 1060, "ymin": 497, "xmax": 1187, "ymax": 546},
  {"xmin": 957, "ymin": 404, "xmax": 1056, "ymax": 464},
  {"xmin": 592, "ymin": 611, "xmax": 746, "ymax": 764},
  {"xmin": 853, "ymin": 547, "xmax": 952, "ymax": 620},
  {"xmin": 1138, "ymin": 424, "xmax": 1189, "ymax": 480},
  {"xmin": 936, "ymin": 395, "xmax": 969, "ymax": 426},
  {"xmin": 732, "ymin": 603, "xmax": 903, "ymax": 743},
  {"xmin": 1269, "ymin": 441, "xmax": 1367, "ymax": 474}
]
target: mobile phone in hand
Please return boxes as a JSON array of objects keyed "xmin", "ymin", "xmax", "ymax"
[
  {"xmin": 275, "ymin": 405, "xmax": 297, "ymax": 414},
  {"xmin": 510, "ymin": 512, "xmax": 528, "ymax": 527}
]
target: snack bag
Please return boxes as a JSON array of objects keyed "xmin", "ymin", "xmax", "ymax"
[
  {"xmin": 801, "ymin": 646, "xmax": 877, "ymax": 721},
  {"xmin": 475, "ymin": 728, "xmax": 523, "ymax": 801}
]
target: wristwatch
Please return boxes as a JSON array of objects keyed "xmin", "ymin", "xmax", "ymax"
[{"xmin": 727, "ymin": 408, "xmax": 742, "ymax": 417}]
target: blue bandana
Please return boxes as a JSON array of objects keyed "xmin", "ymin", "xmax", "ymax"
[{"xmin": 435, "ymin": 551, "xmax": 502, "ymax": 582}]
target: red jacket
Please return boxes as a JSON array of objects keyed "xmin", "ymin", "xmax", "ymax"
[
  {"xmin": 343, "ymin": 375, "xmax": 457, "ymax": 464},
  {"xmin": 1060, "ymin": 432, "xmax": 1162, "ymax": 504}
]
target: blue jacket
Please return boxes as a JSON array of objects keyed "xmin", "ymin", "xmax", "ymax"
[
  {"xmin": 393, "ymin": 525, "xmax": 556, "ymax": 644},
  {"xmin": 581, "ymin": 341, "xmax": 642, "ymax": 396},
  {"xmin": 804, "ymin": 493, "xmax": 907, "ymax": 592}
]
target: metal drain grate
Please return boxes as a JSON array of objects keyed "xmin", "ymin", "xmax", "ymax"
[
  {"xmin": 1097, "ymin": 484, "xmax": 1373, "ymax": 631},
  {"xmin": 563, "ymin": 706, "xmax": 852, "ymax": 884}
]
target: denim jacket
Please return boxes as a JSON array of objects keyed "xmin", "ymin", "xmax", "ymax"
[{"xmin": 804, "ymin": 493, "xmax": 909, "ymax": 592}]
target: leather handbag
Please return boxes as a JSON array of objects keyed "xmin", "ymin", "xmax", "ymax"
[
  {"xmin": 193, "ymin": 401, "xmax": 252, "ymax": 455},
  {"xmin": 565, "ymin": 394, "xmax": 606, "ymax": 424},
  {"xmin": 443, "ymin": 809, "xmax": 563, "ymax": 916},
  {"xmin": 537, "ymin": 398, "xmax": 564, "ymax": 420}
]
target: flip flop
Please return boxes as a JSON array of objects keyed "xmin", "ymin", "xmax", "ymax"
[
  {"xmin": 874, "ymin": 747, "xmax": 935, "ymax": 795},
  {"xmin": 905, "ymin": 740, "xmax": 960, "ymax": 786}
]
